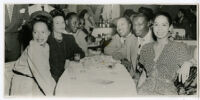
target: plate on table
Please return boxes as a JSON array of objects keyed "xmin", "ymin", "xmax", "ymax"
[{"xmin": 91, "ymin": 79, "xmax": 114, "ymax": 85}]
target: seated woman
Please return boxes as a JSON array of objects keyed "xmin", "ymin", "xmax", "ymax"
[
  {"xmin": 48, "ymin": 9, "xmax": 85, "ymax": 82},
  {"xmin": 137, "ymin": 12, "xmax": 190, "ymax": 95},
  {"xmin": 10, "ymin": 12, "xmax": 56, "ymax": 96}
]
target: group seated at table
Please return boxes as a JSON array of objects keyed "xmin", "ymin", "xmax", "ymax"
[{"xmin": 5, "ymin": 8, "xmax": 197, "ymax": 96}]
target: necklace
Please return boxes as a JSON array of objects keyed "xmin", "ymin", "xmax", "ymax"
[{"xmin": 54, "ymin": 32, "xmax": 63, "ymax": 42}]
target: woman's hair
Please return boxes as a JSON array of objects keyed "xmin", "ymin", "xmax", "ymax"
[
  {"xmin": 153, "ymin": 11, "xmax": 173, "ymax": 25},
  {"xmin": 49, "ymin": 9, "xmax": 65, "ymax": 20},
  {"xmin": 79, "ymin": 9, "xmax": 88, "ymax": 19},
  {"xmin": 30, "ymin": 14, "xmax": 53, "ymax": 33}
]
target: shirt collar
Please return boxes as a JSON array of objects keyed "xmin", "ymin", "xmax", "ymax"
[
  {"xmin": 138, "ymin": 29, "xmax": 152, "ymax": 42},
  {"xmin": 120, "ymin": 32, "xmax": 132, "ymax": 44},
  {"xmin": 121, "ymin": 32, "xmax": 132, "ymax": 39}
]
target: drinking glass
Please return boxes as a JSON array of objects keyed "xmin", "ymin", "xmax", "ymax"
[{"xmin": 74, "ymin": 53, "xmax": 80, "ymax": 62}]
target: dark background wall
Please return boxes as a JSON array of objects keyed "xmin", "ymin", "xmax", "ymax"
[
  {"xmin": 121, "ymin": 5, "xmax": 194, "ymax": 19},
  {"xmin": 61, "ymin": 4, "xmax": 195, "ymax": 21}
]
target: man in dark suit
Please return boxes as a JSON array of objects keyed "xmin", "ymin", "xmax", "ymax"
[{"xmin": 5, "ymin": 4, "xmax": 29, "ymax": 62}]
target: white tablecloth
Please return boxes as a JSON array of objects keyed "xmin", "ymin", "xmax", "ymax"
[
  {"xmin": 55, "ymin": 55, "xmax": 137, "ymax": 97},
  {"xmin": 4, "ymin": 61, "xmax": 16, "ymax": 96},
  {"xmin": 5, "ymin": 56, "xmax": 137, "ymax": 97}
]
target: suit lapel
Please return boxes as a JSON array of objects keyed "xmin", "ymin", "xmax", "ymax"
[
  {"xmin": 10, "ymin": 5, "xmax": 18, "ymax": 24},
  {"xmin": 126, "ymin": 34, "xmax": 133, "ymax": 61}
]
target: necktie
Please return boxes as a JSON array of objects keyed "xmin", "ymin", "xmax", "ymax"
[
  {"xmin": 136, "ymin": 42, "xmax": 142, "ymax": 72},
  {"xmin": 138, "ymin": 44, "xmax": 141, "ymax": 49},
  {"xmin": 120, "ymin": 37, "xmax": 125, "ymax": 45}
]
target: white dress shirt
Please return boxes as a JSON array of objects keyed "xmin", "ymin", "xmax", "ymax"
[
  {"xmin": 120, "ymin": 33, "xmax": 132, "ymax": 45},
  {"xmin": 137, "ymin": 29, "xmax": 154, "ymax": 54},
  {"xmin": 6, "ymin": 4, "xmax": 14, "ymax": 22}
]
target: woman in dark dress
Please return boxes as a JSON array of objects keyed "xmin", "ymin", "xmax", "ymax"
[{"xmin": 48, "ymin": 9, "xmax": 85, "ymax": 82}]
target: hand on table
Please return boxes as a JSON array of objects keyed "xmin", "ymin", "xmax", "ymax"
[
  {"xmin": 120, "ymin": 59, "xmax": 132, "ymax": 72},
  {"xmin": 112, "ymin": 52, "xmax": 124, "ymax": 60}
]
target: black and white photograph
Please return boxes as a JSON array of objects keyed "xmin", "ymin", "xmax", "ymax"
[{"xmin": 3, "ymin": 3, "xmax": 198, "ymax": 98}]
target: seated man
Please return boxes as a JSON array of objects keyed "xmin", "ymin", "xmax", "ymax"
[
  {"xmin": 132, "ymin": 13, "xmax": 155, "ymax": 74},
  {"xmin": 65, "ymin": 12, "xmax": 88, "ymax": 56},
  {"xmin": 104, "ymin": 17, "xmax": 138, "ymax": 77}
]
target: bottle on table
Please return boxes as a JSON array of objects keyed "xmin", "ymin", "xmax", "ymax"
[{"xmin": 99, "ymin": 15, "xmax": 103, "ymax": 28}]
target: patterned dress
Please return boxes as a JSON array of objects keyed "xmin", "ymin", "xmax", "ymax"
[{"xmin": 138, "ymin": 41, "xmax": 189, "ymax": 95}]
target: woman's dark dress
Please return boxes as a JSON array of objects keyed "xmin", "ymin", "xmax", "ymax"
[{"xmin": 48, "ymin": 34, "xmax": 85, "ymax": 82}]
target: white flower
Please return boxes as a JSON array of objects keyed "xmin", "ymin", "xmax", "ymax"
[{"xmin": 19, "ymin": 8, "xmax": 25, "ymax": 13}]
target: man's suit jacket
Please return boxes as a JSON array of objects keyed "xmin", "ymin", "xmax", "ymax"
[
  {"xmin": 104, "ymin": 33, "xmax": 138, "ymax": 76},
  {"xmin": 5, "ymin": 4, "xmax": 29, "ymax": 51}
]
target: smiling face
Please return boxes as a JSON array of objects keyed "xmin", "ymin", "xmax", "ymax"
[
  {"xmin": 32, "ymin": 22, "xmax": 50, "ymax": 45},
  {"xmin": 53, "ymin": 16, "xmax": 66, "ymax": 33},
  {"xmin": 153, "ymin": 15, "xmax": 171, "ymax": 39},
  {"xmin": 132, "ymin": 16, "xmax": 149, "ymax": 38},
  {"xmin": 117, "ymin": 18, "xmax": 131, "ymax": 37},
  {"xmin": 68, "ymin": 16, "xmax": 79, "ymax": 33}
]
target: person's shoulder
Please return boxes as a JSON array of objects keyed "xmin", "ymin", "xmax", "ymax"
[
  {"xmin": 171, "ymin": 41, "xmax": 187, "ymax": 47},
  {"xmin": 148, "ymin": 30, "xmax": 156, "ymax": 42},
  {"xmin": 112, "ymin": 34, "xmax": 120, "ymax": 39},
  {"xmin": 47, "ymin": 34, "xmax": 55, "ymax": 43},
  {"xmin": 145, "ymin": 42, "xmax": 154, "ymax": 47},
  {"xmin": 62, "ymin": 34, "xmax": 77, "ymax": 45},
  {"xmin": 169, "ymin": 41, "xmax": 188, "ymax": 51},
  {"xmin": 77, "ymin": 29, "xmax": 87, "ymax": 37},
  {"xmin": 63, "ymin": 34, "xmax": 75, "ymax": 39},
  {"xmin": 142, "ymin": 42, "xmax": 154, "ymax": 50}
]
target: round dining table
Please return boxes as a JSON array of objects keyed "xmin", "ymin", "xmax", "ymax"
[{"xmin": 55, "ymin": 55, "xmax": 137, "ymax": 97}]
